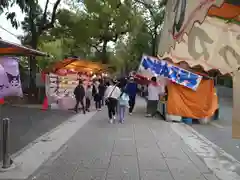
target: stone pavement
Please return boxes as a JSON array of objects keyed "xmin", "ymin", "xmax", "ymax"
[
  {"xmin": 27, "ymin": 98, "xmax": 219, "ymax": 180},
  {"xmin": 0, "ymin": 105, "xmax": 74, "ymax": 161}
]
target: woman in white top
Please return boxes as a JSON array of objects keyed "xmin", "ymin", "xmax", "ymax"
[
  {"xmin": 104, "ymin": 80, "xmax": 121, "ymax": 123},
  {"xmin": 146, "ymin": 76, "xmax": 165, "ymax": 117}
]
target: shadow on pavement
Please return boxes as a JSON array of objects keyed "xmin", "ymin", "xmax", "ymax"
[{"xmin": 0, "ymin": 105, "xmax": 75, "ymax": 160}]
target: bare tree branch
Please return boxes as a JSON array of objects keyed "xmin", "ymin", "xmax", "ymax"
[
  {"xmin": 40, "ymin": 0, "xmax": 62, "ymax": 33},
  {"xmin": 91, "ymin": 43, "xmax": 102, "ymax": 52},
  {"xmin": 134, "ymin": 0, "xmax": 166, "ymax": 22},
  {"xmin": 39, "ymin": 0, "xmax": 50, "ymax": 32}
]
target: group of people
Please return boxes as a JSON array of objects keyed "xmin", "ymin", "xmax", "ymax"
[
  {"xmin": 73, "ymin": 76, "xmax": 138, "ymax": 123},
  {"xmin": 73, "ymin": 75, "xmax": 164, "ymax": 123},
  {"xmin": 73, "ymin": 79, "xmax": 106, "ymax": 114},
  {"xmin": 104, "ymin": 77, "xmax": 138, "ymax": 123}
]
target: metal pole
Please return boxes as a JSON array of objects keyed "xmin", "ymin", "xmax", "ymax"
[{"xmin": 2, "ymin": 118, "xmax": 12, "ymax": 169}]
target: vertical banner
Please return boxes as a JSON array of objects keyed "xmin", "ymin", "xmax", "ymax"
[
  {"xmin": 138, "ymin": 55, "xmax": 202, "ymax": 91},
  {"xmin": 0, "ymin": 57, "xmax": 23, "ymax": 98}
]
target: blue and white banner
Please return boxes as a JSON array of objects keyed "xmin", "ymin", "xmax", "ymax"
[{"xmin": 138, "ymin": 55, "xmax": 202, "ymax": 91}]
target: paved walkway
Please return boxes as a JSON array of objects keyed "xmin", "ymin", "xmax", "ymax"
[
  {"xmin": 0, "ymin": 105, "xmax": 74, "ymax": 161},
  {"xmin": 26, "ymin": 98, "xmax": 221, "ymax": 180}
]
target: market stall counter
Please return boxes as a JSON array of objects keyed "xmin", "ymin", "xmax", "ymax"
[
  {"xmin": 43, "ymin": 58, "xmax": 109, "ymax": 110},
  {"xmin": 136, "ymin": 55, "xmax": 219, "ymax": 124},
  {"xmin": 158, "ymin": 100, "xmax": 166, "ymax": 119}
]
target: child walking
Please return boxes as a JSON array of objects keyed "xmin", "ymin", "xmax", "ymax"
[
  {"xmin": 85, "ymin": 85, "xmax": 92, "ymax": 112},
  {"xmin": 118, "ymin": 89, "xmax": 129, "ymax": 124}
]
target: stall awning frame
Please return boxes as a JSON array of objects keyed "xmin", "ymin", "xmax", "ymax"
[
  {"xmin": 43, "ymin": 58, "xmax": 112, "ymax": 74},
  {"xmin": 0, "ymin": 39, "xmax": 48, "ymax": 56}
]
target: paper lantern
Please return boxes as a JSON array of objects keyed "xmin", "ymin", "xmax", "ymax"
[{"xmin": 57, "ymin": 69, "xmax": 67, "ymax": 76}]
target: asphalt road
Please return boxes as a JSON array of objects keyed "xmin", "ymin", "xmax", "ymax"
[
  {"xmin": 191, "ymin": 98, "xmax": 240, "ymax": 162},
  {"xmin": 0, "ymin": 105, "xmax": 75, "ymax": 160}
]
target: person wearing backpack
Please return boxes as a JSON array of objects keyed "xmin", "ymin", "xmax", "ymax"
[
  {"xmin": 73, "ymin": 80, "xmax": 86, "ymax": 114},
  {"xmin": 118, "ymin": 88, "xmax": 130, "ymax": 124}
]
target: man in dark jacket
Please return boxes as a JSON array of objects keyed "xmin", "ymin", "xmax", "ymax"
[
  {"xmin": 74, "ymin": 80, "xmax": 85, "ymax": 114},
  {"xmin": 98, "ymin": 79, "xmax": 106, "ymax": 106},
  {"xmin": 126, "ymin": 76, "xmax": 138, "ymax": 115},
  {"xmin": 92, "ymin": 79, "xmax": 101, "ymax": 110}
]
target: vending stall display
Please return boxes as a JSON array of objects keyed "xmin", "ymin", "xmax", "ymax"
[
  {"xmin": 0, "ymin": 38, "xmax": 47, "ymax": 105},
  {"xmin": 44, "ymin": 58, "xmax": 110, "ymax": 110},
  {"xmin": 155, "ymin": 0, "xmax": 239, "ymax": 129},
  {"xmin": 137, "ymin": 55, "xmax": 218, "ymax": 123}
]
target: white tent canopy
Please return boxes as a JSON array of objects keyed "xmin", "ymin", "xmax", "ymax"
[
  {"xmin": 158, "ymin": 16, "xmax": 240, "ymax": 75},
  {"xmin": 158, "ymin": 0, "xmax": 224, "ymax": 58}
]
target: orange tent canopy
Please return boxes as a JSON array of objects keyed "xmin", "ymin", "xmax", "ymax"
[
  {"xmin": 0, "ymin": 39, "xmax": 47, "ymax": 56},
  {"xmin": 44, "ymin": 58, "xmax": 110, "ymax": 74},
  {"xmin": 208, "ymin": 2, "xmax": 240, "ymax": 22}
]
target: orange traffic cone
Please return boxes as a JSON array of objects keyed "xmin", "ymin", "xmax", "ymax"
[
  {"xmin": 0, "ymin": 98, "xmax": 4, "ymax": 105},
  {"xmin": 41, "ymin": 96, "xmax": 48, "ymax": 111}
]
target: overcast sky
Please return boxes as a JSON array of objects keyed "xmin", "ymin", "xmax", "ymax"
[{"xmin": 0, "ymin": 0, "xmax": 67, "ymax": 44}]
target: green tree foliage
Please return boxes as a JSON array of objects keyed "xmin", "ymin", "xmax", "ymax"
[
  {"xmin": 2, "ymin": 0, "xmax": 29, "ymax": 28},
  {"xmin": 15, "ymin": 0, "xmax": 62, "ymax": 98},
  {"xmin": 53, "ymin": 0, "xmax": 140, "ymax": 63},
  {"xmin": 110, "ymin": 17, "xmax": 152, "ymax": 73},
  {"xmin": 134, "ymin": 0, "xmax": 167, "ymax": 56},
  {"xmin": 108, "ymin": 0, "xmax": 166, "ymax": 74},
  {"xmin": 6, "ymin": 0, "xmax": 167, "ymax": 77}
]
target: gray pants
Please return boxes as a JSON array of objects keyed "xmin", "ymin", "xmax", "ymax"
[{"xmin": 147, "ymin": 100, "xmax": 158, "ymax": 116}]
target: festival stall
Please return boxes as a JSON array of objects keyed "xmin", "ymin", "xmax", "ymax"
[
  {"xmin": 43, "ymin": 58, "xmax": 109, "ymax": 110},
  {"xmin": 0, "ymin": 39, "xmax": 47, "ymax": 100},
  {"xmin": 137, "ymin": 55, "xmax": 216, "ymax": 123},
  {"xmin": 154, "ymin": 0, "xmax": 239, "ymax": 129}
]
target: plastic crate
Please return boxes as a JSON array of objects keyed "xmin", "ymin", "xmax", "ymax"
[{"xmin": 182, "ymin": 117, "xmax": 192, "ymax": 124}]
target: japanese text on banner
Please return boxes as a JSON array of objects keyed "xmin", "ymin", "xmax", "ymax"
[{"xmin": 139, "ymin": 55, "xmax": 202, "ymax": 91}]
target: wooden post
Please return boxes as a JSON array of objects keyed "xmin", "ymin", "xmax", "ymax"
[{"xmin": 232, "ymin": 71, "xmax": 240, "ymax": 138}]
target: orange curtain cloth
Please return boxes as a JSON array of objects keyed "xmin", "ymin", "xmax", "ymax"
[
  {"xmin": 208, "ymin": 3, "xmax": 240, "ymax": 22},
  {"xmin": 0, "ymin": 47, "xmax": 26, "ymax": 54},
  {"xmin": 167, "ymin": 79, "xmax": 218, "ymax": 119}
]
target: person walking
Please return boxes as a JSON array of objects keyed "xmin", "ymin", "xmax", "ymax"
[
  {"xmin": 126, "ymin": 76, "xmax": 138, "ymax": 115},
  {"xmin": 146, "ymin": 76, "xmax": 164, "ymax": 117},
  {"xmin": 92, "ymin": 80, "xmax": 101, "ymax": 111},
  {"xmin": 104, "ymin": 80, "xmax": 121, "ymax": 124},
  {"xmin": 98, "ymin": 79, "xmax": 106, "ymax": 106},
  {"xmin": 118, "ymin": 88, "xmax": 129, "ymax": 124},
  {"xmin": 85, "ymin": 84, "xmax": 92, "ymax": 112},
  {"xmin": 73, "ymin": 80, "xmax": 86, "ymax": 114}
]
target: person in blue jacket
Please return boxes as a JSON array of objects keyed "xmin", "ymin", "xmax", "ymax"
[{"xmin": 126, "ymin": 76, "xmax": 138, "ymax": 115}]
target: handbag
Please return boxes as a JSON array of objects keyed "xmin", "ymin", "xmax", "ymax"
[{"xmin": 105, "ymin": 85, "xmax": 117, "ymax": 105}]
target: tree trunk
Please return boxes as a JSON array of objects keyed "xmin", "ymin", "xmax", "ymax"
[
  {"xmin": 151, "ymin": 37, "xmax": 156, "ymax": 56},
  {"xmin": 28, "ymin": 36, "xmax": 38, "ymax": 103},
  {"xmin": 101, "ymin": 40, "xmax": 108, "ymax": 64},
  {"xmin": 151, "ymin": 25, "xmax": 158, "ymax": 56},
  {"xmin": 27, "ymin": 4, "xmax": 39, "ymax": 103}
]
